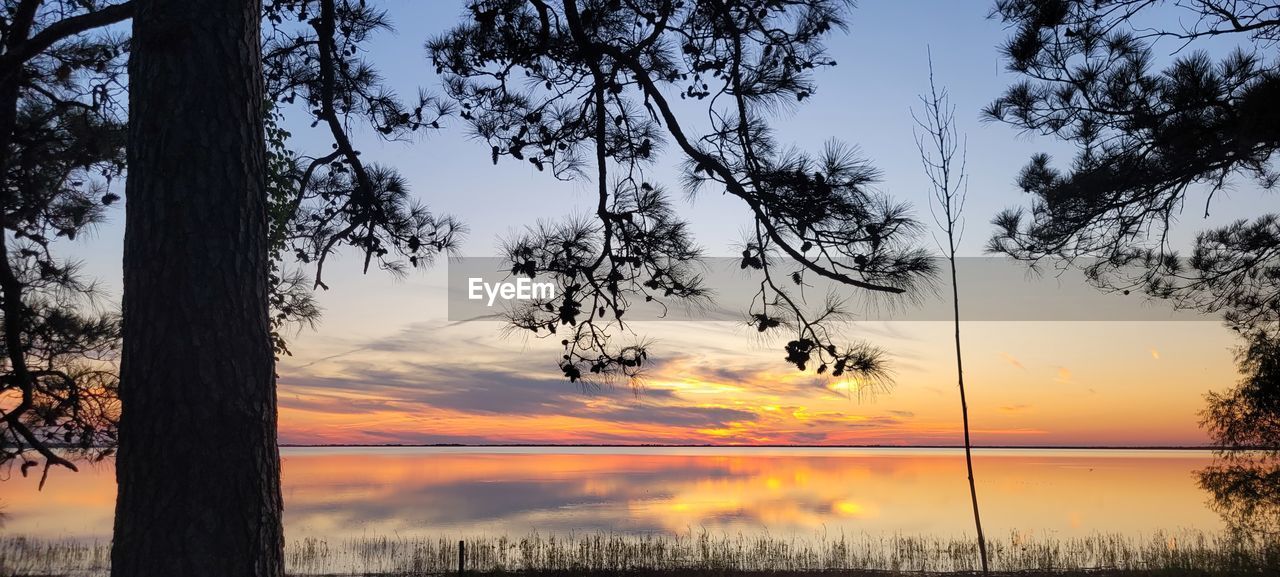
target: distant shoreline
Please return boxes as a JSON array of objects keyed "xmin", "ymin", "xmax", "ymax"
[{"xmin": 277, "ymin": 443, "xmax": 1259, "ymax": 451}]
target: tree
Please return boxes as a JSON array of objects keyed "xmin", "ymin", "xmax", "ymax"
[
  {"xmin": 261, "ymin": 0, "xmax": 461, "ymax": 295},
  {"xmin": 2, "ymin": 0, "xmax": 460, "ymax": 473},
  {"xmin": 113, "ymin": 0, "xmax": 282, "ymax": 575},
  {"xmin": 1, "ymin": 0, "xmax": 131, "ymax": 483},
  {"xmin": 985, "ymin": 0, "xmax": 1279, "ymax": 334},
  {"xmin": 1198, "ymin": 329, "xmax": 1280, "ymax": 541},
  {"xmin": 3, "ymin": 0, "xmax": 460, "ymax": 569},
  {"xmin": 13, "ymin": 0, "xmax": 924, "ymax": 571},
  {"xmin": 429, "ymin": 0, "xmax": 934, "ymax": 385},
  {"xmin": 113, "ymin": 1, "xmax": 459, "ymax": 575},
  {"xmin": 985, "ymin": 0, "xmax": 1279, "ymax": 539},
  {"xmin": 913, "ymin": 51, "xmax": 988, "ymax": 574}
]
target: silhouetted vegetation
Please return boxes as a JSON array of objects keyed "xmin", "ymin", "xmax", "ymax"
[
  {"xmin": 5, "ymin": 530, "xmax": 1279, "ymax": 576},
  {"xmin": 259, "ymin": 0, "xmax": 467, "ymax": 353},
  {"xmin": 112, "ymin": 1, "xmax": 469, "ymax": 575},
  {"xmin": 116, "ymin": 0, "xmax": 285, "ymax": 574},
  {"xmin": 984, "ymin": 0, "xmax": 1280, "ymax": 542},
  {"xmin": 914, "ymin": 52, "xmax": 988, "ymax": 574},
  {"xmin": 985, "ymin": 0, "xmax": 1279, "ymax": 334},
  {"xmin": 1197, "ymin": 330, "xmax": 1280, "ymax": 542},
  {"xmin": 0, "ymin": 0, "xmax": 130, "ymax": 483},
  {"xmin": 1, "ymin": 0, "xmax": 466, "ymax": 478},
  {"xmin": 429, "ymin": 0, "xmax": 935, "ymax": 385},
  {"xmin": 262, "ymin": 0, "xmax": 463, "ymax": 293},
  {"xmin": 5, "ymin": 1, "xmax": 1275, "ymax": 575}
]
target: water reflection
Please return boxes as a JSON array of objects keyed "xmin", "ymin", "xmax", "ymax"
[
  {"xmin": 1198, "ymin": 453, "xmax": 1280, "ymax": 541},
  {"xmin": 4, "ymin": 448, "xmax": 1224, "ymax": 541}
]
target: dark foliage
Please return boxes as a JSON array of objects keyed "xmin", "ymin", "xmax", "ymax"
[
  {"xmin": 1199, "ymin": 457, "xmax": 1280, "ymax": 541},
  {"xmin": 985, "ymin": 0, "xmax": 1280, "ymax": 335},
  {"xmin": 262, "ymin": 0, "xmax": 463, "ymax": 298},
  {"xmin": 1, "ymin": 0, "xmax": 130, "ymax": 483},
  {"xmin": 3, "ymin": 0, "xmax": 464, "ymax": 478},
  {"xmin": 1199, "ymin": 329, "xmax": 1280, "ymax": 541},
  {"xmin": 1204, "ymin": 330, "xmax": 1280, "ymax": 451},
  {"xmin": 429, "ymin": 0, "xmax": 934, "ymax": 384},
  {"xmin": 985, "ymin": 0, "xmax": 1280, "ymax": 540}
]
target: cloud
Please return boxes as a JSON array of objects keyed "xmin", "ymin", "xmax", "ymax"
[
  {"xmin": 999, "ymin": 352, "xmax": 1025, "ymax": 370},
  {"xmin": 597, "ymin": 404, "xmax": 758, "ymax": 428},
  {"xmin": 281, "ymin": 366, "xmax": 584, "ymax": 417},
  {"xmin": 273, "ymin": 319, "xmax": 795, "ymax": 444},
  {"xmin": 999, "ymin": 404, "xmax": 1032, "ymax": 413},
  {"xmin": 273, "ymin": 318, "xmax": 1077, "ymax": 446},
  {"xmin": 339, "ymin": 429, "xmax": 506, "ymax": 446},
  {"xmin": 788, "ymin": 431, "xmax": 830, "ymax": 443},
  {"xmin": 281, "ymin": 364, "xmax": 754, "ymax": 431}
]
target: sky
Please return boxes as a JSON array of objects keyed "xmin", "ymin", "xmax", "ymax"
[{"xmin": 64, "ymin": 0, "xmax": 1270, "ymax": 446}]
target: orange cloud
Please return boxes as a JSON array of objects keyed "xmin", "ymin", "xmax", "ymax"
[{"xmin": 269, "ymin": 318, "xmax": 1227, "ymax": 447}]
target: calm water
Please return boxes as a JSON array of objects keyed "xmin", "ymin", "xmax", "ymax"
[{"xmin": 4, "ymin": 447, "xmax": 1224, "ymax": 541}]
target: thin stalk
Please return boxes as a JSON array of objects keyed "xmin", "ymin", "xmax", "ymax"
[
  {"xmin": 951, "ymin": 244, "xmax": 989, "ymax": 573},
  {"xmin": 914, "ymin": 48, "xmax": 989, "ymax": 574}
]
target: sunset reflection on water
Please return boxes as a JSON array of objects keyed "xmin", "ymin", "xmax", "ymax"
[{"xmin": 4, "ymin": 447, "xmax": 1223, "ymax": 541}]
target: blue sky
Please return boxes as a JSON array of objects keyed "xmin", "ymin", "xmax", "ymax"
[{"xmin": 70, "ymin": 0, "xmax": 1268, "ymax": 282}]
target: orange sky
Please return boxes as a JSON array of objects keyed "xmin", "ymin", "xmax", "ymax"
[{"xmin": 273, "ymin": 270, "xmax": 1240, "ymax": 447}]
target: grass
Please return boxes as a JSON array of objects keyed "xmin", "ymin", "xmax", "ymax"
[{"xmin": 3, "ymin": 530, "xmax": 1277, "ymax": 576}]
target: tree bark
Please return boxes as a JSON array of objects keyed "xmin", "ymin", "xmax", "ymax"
[{"xmin": 112, "ymin": 0, "xmax": 282, "ymax": 575}]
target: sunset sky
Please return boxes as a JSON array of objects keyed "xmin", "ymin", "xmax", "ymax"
[{"xmin": 68, "ymin": 1, "xmax": 1263, "ymax": 447}]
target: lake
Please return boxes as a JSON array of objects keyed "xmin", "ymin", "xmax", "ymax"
[{"xmin": 3, "ymin": 447, "xmax": 1225, "ymax": 542}]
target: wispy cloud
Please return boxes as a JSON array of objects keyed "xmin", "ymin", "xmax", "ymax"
[
  {"xmin": 271, "ymin": 316, "xmax": 1209, "ymax": 447},
  {"xmin": 999, "ymin": 352, "xmax": 1025, "ymax": 370},
  {"xmin": 274, "ymin": 320, "xmax": 950, "ymax": 445}
]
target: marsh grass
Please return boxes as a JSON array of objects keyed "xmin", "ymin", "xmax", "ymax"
[
  {"xmin": 3, "ymin": 530, "xmax": 1277, "ymax": 576},
  {"xmin": 0, "ymin": 536, "xmax": 110, "ymax": 577}
]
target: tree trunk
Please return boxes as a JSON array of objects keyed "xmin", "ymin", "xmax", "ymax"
[{"xmin": 112, "ymin": 0, "xmax": 282, "ymax": 576}]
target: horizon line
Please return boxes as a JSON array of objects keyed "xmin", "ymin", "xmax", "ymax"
[{"xmin": 277, "ymin": 442, "xmax": 1261, "ymax": 451}]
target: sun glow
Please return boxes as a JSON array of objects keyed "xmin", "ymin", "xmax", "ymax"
[{"xmin": 270, "ymin": 320, "xmax": 1232, "ymax": 447}]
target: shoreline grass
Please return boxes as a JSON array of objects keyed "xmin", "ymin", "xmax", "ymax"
[{"xmin": 3, "ymin": 530, "xmax": 1277, "ymax": 576}]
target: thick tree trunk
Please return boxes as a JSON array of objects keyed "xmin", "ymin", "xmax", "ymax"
[{"xmin": 112, "ymin": 0, "xmax": 282, "ymax": 576}]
